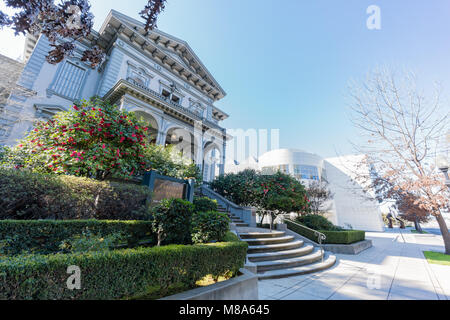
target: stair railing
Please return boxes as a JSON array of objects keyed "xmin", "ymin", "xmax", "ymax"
[{"xmin": 282, "ymin": 217, "xmax": 326, "ymax": 263}]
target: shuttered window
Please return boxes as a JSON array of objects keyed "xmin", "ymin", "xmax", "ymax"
[{"xmin": 52, "ymin": 61, "xmax": 86, "ymax": 100}]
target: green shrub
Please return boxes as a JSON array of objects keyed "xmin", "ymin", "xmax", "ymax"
[
  {"xmin": 191, "ymin": 211, "xmax": 230, "ymax": 244},
  {"xmin": 295, "ymin": 214, "xmax": 342, "ymax": 231},
  {"xmin": 0, "ymin": 241, "xmax": 248, "ymax": 300},
  {"xmin": 193, "ymin": 197, "xmax": 218, "ymax": 213},
  {"xmin": 223, "ymin": 231, "xmax": 240, "ymax": 242},
  {"xmin": 59, "ymin": 230, "xmax": 126, "ymax": 253},
  {"xmin": 150, "ymin": 198, "xmax": 194, "ymax": 246},
  {"xmin": 285, "ymin": 219, "xmax": 365, "ymax": 244},
  {"xmin": 0, "ymin": 168, "xmax": 151, "ymax": 220},
  {"xmin": 0, "ymin": 220, "xmax": 153, "ymax": 255},
  {"xmin": 321, "ymin": 230, "xmax": 365, "ymax": 244}
]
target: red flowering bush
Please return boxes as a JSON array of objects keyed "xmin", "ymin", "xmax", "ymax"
[
  {"xmin": 210, "ymin": 170, "xmax": 310, "ymax": 213},
  {"xmin": 8, "ymin": 98, "xmax": 151, "ymax": 180}
]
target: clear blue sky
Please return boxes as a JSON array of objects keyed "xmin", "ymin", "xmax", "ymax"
[{"xmin": 1, "ymin": 0, "xmax": 450, "ymax": 158}]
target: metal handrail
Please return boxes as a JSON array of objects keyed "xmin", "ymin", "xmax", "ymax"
[{"xmin": 282, "ymin": 217, "xmax": 326, "ymax": 263}]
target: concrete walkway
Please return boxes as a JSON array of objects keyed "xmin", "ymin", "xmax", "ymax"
[{"xmin": 258, "ymin": 228, "xmax": 450, "ymax": 300}]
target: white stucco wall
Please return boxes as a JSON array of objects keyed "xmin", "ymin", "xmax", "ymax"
[{"xmin": 324, "ymin": 155, "xmax": 385, "ymax": 232}]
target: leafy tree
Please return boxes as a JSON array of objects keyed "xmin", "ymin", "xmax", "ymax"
[
  {"xmin": 150, "ymin": 198, "xmax": 194, "ymax": 246},
  {"xmin": 210, "ymin": 170, "xmax": 310, "ymax": 229},
  {"xmin": 349, "ymin": 69, "xmax": 450, "ymax": 253},
  {"xmin": 305, "ymin": 180, "xmax": 334, "ymax": 214},
  {"xmin": 397, "ymin": 193, "xmax": 431, "ymax": 233},
  {"xmin": 144, "ymin": 143, "xmax": 202, "ymax": 183},
  {"xmin": 3, "ymin": 97, "xmax": 202, "ymax": 183},
  {"xmin": 0, "ymin": 0, "xmax": 167, "ymax": 67}
]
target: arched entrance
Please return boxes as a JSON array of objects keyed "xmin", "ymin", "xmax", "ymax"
[
  {"xmin": 165, "ymin": 127, "xmax": 199, "ymax": 162},
  {"xmin": 203, "ymin": 141, "xmax": 222, "ymax": 182},
  {"xmin": 134, "ymin": 111, "xmax": 159, "ymax": 144}
]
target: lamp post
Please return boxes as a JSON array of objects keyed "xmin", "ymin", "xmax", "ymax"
[{"xmin": 436, "ymin": 154, "xmax": 450, "ymax": 190}]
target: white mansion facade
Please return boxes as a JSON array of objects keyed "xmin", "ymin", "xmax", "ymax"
[{"xmin": 0, "ymin": 10, "xmax": 229, "ymax": 182}]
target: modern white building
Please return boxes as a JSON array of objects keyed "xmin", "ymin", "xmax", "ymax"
[
  {"xmin": 226, "ymin": 149, "xmax": 385, "ymax": 232},
  {"xmin": 0, "ymin": 10, "xmax": 229, "ymax": 182}
]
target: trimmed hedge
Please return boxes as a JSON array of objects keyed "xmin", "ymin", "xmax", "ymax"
[
  {"xmin": 285, "ymin": 219, "xmax": 365, "ymax": 244},
  {"xmin": 0, "ymin": 241, "xmax": 248, "ymax": 300},
  {"xmin": 193, "ymin": 197, "xmax": 218, "ymax": 213},
  {"xmin": 295, "ymin": 214, "xmax": 342, "ymax": 231},
  {"xmin": 321, "ymin": 230, "xmax": 365, "ymax": 244},
  {"xmin": 0, "ymin": 220, "xmax": 153, "ymax": 255},
  {"xmin": 0, "ymin": 169, "xmax": 152, "ymax": 220}
]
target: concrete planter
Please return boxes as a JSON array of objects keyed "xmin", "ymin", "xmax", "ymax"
[
  {"xmin": 159, "ymin": 268, "xmax": 259, "ymax": 300},
  {"xmin": 322, "ymin": 240, "xmax": 372, "ymax": 255},
  {"xmin": 282, "ymin": 225, "xmax": 372, "ymax": 255}
]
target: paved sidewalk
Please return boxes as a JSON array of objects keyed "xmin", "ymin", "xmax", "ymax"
[{"xmin": 258, "ymin": 228, "xmax": 450, "ymax": 300}]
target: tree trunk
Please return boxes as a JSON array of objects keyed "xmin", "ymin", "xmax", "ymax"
[
  {"xmin": 388, "ymin": 217, "xmax": 393, "ymax": 228},
  {"xmin": 414, "ymin": 217, "xmax": 423, "ymax": 233},
  {"xmin": 435, "ymin": 213, "xmax": 450, "ymax": 255},
  {"xmin": 270, "ymin": 212, "xmax": 274, "ymax": 231}
]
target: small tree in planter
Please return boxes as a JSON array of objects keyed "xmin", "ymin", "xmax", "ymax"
[
  {"xmin": 211, "ymin": 170, "xmax": 311, "ymax": 230},
  {"xmin": 258, "ymin": 172, "xmax": 311, "ymax": 230},
  {"xmin": 305, "ymin": 180, "xmax": 334, "ymax": 215}
]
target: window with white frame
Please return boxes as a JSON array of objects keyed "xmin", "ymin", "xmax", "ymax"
[
  {"xmin": 262, "ymin": 165, "xmax": 289, "ymax": 175},
  {"xmin": 126, "ymin": 61, "xmax": 153, "ymax": 88},
  {"xmin": 293, "ymin": 165, "xmax": 320, "ymax": 181},
  {"xmin": 160, "ymin": 85, "xmax": 183, "ymax": 105},
  {"xmin": 51, "ymin": 61, "xmax": 86, "ymax": 100}
]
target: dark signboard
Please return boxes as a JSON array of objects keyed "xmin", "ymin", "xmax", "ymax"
[
  {"xmin": 152, "ymin": 178, "xmax": 186, "ymax": 203},
  {"xmin": 143, "ymin": 170, "xmax": 194, "ymax": 206}
]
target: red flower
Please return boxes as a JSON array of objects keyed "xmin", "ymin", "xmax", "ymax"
[{"xmin": 73, "ymin": 106, "xmax": 79, "ymax": 111}]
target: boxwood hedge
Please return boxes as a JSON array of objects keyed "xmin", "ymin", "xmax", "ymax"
[
  {"xmin": 0, "ymin": 168, "xmax": 151, "ymax": 220},
  {"xmin": 0, "ymin": 241, "xmax": 248, "ymax": 300},
  {"xmin": 0, "ymin": 220, "xmax": 153, "ymax": 255},
  {"xmin": 285, "ymin": 219, "xmax": 365, "ymax": 244}
]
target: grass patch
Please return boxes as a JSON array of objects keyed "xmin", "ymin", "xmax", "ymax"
[{"xmin": 423, "ymin": 251, "xmax": 450, "ymax": 266}]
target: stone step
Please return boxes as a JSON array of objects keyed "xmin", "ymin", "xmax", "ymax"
[
  {"xmin": 239, "ymin": 231, "xmax": 286, "ymax": 239},
  {"xmin": 247, "ymin": 244, "xmax": 313, "ymax": 262},
  {"xmin": 247, "ymin": 240, "xmax": 304, "ymax": 253},
  {"xmin": 235, "ymin": 223, "xmax": 249, "ymax": 227},
  {"xmin": 243, "ymin": 235, "xmax": 294, "ymax": 246},
  {"xmin": 257, "ymin": 254, "xmax": 337, "ymax": 279},
  {"xmin": 255, "ymin": 249, "xmax": 323, "ymax": 272}
]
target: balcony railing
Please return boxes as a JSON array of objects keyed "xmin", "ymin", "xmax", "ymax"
[{"xmin": 126, "ymin": 78, "xmax": 222, "ymax": 130}]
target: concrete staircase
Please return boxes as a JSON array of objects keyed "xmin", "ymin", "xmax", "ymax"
[
  {"xmin": 208, "ymin": 197, "xmax": 337, "ymax": 279},
  {"xmin": 240, "ymin": 230, "xmax": 336, "ymax": 279},
  {"xmin": 218, "ymin": 204, "xmax": 249, "ymax": 227}
]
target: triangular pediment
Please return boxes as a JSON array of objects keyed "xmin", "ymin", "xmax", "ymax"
[{"xmin": 99, "ymin": 10, "xmax": 226, "ymax": 100}]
